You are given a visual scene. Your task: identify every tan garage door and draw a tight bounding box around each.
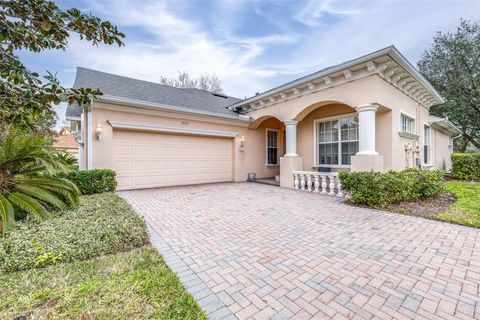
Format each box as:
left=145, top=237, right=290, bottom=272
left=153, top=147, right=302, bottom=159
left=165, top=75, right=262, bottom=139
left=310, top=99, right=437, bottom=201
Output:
left=113, top=130, right=233, bottom=190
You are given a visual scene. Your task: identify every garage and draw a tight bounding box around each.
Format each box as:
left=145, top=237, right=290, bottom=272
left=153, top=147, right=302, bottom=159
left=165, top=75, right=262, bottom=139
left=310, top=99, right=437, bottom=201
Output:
left=112, top=128, right=234, bottom=190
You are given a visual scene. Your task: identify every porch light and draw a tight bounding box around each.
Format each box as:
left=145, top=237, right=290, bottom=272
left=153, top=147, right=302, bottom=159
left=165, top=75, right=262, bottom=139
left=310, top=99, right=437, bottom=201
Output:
left=95, top=123, right=103, bottom=141
left=240, top=135, right=245, bottom=151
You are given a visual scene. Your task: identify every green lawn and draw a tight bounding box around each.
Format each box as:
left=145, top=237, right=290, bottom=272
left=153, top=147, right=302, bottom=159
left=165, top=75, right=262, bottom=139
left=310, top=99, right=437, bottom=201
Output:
left=0, top=247, right=207, bottom=320
left=438, top=181, right=480, bottom=228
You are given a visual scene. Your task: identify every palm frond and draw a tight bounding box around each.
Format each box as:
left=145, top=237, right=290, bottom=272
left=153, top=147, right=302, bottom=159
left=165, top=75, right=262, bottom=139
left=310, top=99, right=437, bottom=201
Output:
left=8, top=192, right=49, bottom=221
left=14, top=176, right=80, bottom=195
left=0, top=194, right=15, bottom=233
left=41, top=185, right=78, bottom=206
left=14, top=185, right=67, bottom=209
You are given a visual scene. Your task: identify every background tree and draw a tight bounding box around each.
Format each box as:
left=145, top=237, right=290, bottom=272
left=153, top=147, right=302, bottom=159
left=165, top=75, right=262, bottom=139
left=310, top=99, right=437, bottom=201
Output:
left=0, top=0, right=125, bottom=134
left=418, top=19, right=480, bottom=152
left=160, top=71, right=224, bottom=94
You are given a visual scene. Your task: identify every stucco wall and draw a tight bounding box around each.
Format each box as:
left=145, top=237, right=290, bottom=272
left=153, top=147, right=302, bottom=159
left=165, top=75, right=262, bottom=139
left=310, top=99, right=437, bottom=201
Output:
left=432, top=129, right=453, bottom=171
left=245, top=117, right=284, bottom=179
left=246, top=74, right=452, bottom=172
left=88, top=102, right=272, bottom=181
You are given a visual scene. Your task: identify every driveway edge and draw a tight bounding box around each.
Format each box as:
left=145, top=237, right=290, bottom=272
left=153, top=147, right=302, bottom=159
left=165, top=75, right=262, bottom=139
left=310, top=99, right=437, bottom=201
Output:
left=147, top=224, right=238, bottom=320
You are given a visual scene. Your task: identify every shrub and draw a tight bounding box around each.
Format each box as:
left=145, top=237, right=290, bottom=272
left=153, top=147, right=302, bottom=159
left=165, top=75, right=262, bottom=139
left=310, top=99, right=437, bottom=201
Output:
left=339, top=168, right=444, bottom=207
left=0, top=193, right=148, bottom=272
left=451, top=153, right=480, bottom=180
left=65, top=169, right=117, bottom=194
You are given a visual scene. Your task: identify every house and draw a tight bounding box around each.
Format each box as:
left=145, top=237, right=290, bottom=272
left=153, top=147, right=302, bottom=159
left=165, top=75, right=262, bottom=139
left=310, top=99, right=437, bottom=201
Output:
left=66, top=46, right=461, bottom=191
left=53, top=126, right=79, bottom=158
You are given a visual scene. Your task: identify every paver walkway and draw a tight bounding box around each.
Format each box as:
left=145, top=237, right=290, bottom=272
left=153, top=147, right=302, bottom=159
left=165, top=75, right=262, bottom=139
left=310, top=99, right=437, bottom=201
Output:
left=119, top=182, right=480, bottom=320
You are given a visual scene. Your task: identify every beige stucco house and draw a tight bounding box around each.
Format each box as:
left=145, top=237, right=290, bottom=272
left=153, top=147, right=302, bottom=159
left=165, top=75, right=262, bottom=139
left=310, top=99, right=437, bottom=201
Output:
left=67, top=46, right=460, bottom=191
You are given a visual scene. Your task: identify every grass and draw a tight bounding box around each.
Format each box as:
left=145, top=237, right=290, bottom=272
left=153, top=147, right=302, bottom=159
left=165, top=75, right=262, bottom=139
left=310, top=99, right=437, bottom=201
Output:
left=437, top=181, right=480, bottom=228
left=0, top=247, right=207, bottom=320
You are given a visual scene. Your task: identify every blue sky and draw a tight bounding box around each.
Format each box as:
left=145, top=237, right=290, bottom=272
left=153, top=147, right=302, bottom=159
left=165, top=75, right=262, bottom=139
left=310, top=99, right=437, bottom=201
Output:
left=17, top=0, right=480, bottom=128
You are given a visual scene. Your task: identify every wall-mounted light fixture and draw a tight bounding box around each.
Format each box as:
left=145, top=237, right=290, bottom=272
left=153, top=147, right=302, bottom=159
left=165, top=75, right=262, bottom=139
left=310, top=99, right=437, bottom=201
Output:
left=95, top=123, right=103, bottom=141
left=240, top=135, right=245, bottom=152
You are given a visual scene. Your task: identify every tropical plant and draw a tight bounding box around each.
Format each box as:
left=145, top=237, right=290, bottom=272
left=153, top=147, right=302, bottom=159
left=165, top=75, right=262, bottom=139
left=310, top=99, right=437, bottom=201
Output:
left=0, top=133, right=79, bottom=233
left=56, top=152, right=78, bottom=171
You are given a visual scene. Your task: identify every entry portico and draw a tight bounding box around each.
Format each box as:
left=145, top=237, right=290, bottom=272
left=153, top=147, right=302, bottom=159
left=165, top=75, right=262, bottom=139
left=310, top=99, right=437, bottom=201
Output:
left=230, top=46, right=449, bottom=189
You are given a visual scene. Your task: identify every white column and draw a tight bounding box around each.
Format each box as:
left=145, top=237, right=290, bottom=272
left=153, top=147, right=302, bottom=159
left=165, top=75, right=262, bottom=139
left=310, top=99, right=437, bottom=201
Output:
left=356, top=104, right=379, bottom=155
left=86, top=109, right=93, bottom=169
left=284, top=120, right=299, bottom=156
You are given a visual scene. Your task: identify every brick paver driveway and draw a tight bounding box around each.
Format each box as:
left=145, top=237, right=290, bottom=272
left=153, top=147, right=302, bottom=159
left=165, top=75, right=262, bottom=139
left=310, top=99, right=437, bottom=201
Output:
left=119, top=183, right=480, bottom=320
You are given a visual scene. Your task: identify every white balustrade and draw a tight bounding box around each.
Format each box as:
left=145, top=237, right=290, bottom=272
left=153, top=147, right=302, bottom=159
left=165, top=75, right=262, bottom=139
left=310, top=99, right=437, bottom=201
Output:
left=292, top=171, right=344, bottom=197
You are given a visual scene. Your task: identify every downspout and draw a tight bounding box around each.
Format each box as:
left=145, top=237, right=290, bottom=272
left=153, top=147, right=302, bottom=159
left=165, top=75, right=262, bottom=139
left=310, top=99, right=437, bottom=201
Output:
left=86, top=99, right=93, bottom=170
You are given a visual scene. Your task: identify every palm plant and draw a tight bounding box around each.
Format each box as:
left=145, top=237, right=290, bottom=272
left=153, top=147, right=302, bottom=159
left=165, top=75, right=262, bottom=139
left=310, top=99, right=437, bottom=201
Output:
left=0, top=133, right=80, bottom=233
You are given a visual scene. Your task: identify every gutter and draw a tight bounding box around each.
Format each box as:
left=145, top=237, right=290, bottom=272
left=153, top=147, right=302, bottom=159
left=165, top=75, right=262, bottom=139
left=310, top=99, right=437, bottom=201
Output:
left=99, top=94, right=253, bottom=123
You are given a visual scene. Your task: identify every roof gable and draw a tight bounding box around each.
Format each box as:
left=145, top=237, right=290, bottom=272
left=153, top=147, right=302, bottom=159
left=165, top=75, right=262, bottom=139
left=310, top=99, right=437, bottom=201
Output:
left=231, top=46, right=443, bottom=113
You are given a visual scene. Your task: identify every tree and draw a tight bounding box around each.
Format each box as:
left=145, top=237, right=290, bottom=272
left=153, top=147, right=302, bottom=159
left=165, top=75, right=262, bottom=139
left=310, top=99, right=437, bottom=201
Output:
left=0, top=0, right=125, bottom=134
left=160, top=71, right=224, bottom=94
left=418, top=19, right=480, bottom=152
left=0, top=133, right=80, bottom=233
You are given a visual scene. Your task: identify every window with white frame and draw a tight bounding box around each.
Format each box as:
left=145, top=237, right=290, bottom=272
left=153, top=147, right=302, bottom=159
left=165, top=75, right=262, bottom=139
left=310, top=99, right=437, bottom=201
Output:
left=400, top=114, right=415, bottom=134
left=266, top=129, right=279, bottom=165
left=316, top=115, right=358, bottom=166
left=423, top=125, right=430, bottom=164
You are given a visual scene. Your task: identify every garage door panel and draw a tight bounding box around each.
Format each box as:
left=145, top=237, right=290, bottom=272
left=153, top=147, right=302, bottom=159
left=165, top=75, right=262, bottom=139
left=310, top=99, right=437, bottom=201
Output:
left=113, top=130, right=233, bottom=190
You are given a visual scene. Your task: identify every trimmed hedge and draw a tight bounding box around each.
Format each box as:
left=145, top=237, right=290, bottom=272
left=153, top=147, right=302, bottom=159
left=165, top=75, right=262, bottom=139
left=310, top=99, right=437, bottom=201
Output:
left=65, top=169, right=117, bottom=194
left=0, top=193, right=148, bottom=272
left=451, top=153, right=480, bottom=180
left=339, top=168, right=444, bottom=207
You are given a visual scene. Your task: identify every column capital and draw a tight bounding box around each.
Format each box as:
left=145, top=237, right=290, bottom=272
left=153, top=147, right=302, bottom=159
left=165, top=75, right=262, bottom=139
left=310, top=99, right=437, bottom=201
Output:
left=284, top=120, right=299, bottom=126
left=356, top=104, right=379, bottom=113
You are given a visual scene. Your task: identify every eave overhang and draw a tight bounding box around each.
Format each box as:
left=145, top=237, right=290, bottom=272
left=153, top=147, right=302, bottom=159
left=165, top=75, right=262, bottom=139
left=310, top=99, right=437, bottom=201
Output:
left=429, top=117, right=462, bottom=136
left=230, top=46, right=444, bottom=113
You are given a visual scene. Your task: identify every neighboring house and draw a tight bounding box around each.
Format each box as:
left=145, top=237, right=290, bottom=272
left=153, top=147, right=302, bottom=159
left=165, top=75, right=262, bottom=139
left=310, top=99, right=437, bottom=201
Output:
left=66, top=46, right=461, bottom=191
left=53, top=126, right=79, bottom=158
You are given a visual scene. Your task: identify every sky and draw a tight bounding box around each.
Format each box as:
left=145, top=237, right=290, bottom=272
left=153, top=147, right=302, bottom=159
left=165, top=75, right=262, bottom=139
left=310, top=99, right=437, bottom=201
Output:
left=17, top=0, right=480, bottom=128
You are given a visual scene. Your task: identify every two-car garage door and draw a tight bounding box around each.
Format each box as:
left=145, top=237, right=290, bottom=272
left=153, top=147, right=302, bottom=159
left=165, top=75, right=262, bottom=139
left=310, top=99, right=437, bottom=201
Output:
left=113, top=130, right=233, bottom=190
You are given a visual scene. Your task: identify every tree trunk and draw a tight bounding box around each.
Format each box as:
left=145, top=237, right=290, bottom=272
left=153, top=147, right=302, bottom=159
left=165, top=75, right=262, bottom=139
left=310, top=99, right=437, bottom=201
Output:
left=457, top=135, right=469, bottom=153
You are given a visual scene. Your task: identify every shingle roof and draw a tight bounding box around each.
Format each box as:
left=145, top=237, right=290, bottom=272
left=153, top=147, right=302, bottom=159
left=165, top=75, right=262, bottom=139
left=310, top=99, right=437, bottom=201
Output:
left=53, top=134, right=78, bottom=149
left=66, top=67, right=242, bottom=119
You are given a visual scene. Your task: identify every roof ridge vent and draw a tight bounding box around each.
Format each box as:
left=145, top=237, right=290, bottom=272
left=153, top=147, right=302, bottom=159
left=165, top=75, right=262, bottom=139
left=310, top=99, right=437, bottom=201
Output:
left=212, top=92, right=228, bottom=98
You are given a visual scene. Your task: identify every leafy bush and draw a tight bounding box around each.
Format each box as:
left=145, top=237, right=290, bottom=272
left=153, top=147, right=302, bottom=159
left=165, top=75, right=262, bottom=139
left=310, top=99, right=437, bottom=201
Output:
left=65, top=169, right=117, bottom=194
left=451, top=153, right=480, bottom=180
left=339, top=168, right=444, bottom=207
left=0, top=193, right=148, bottom=272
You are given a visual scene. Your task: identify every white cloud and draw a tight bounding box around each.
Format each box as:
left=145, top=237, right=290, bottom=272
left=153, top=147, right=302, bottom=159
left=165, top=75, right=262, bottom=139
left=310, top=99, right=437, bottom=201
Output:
left=62, top=0, right=298, bottom=98
left=294, top=0, right=363, bottom=26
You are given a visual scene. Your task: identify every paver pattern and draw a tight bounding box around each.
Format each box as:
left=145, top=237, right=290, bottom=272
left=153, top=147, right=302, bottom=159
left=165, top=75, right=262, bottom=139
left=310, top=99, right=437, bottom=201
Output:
left=119, top=182, right=480, bottom=320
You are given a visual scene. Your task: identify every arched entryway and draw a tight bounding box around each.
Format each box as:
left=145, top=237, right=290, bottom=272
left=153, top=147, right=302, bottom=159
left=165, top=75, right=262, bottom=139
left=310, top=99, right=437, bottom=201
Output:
left=245, top=116, right=284, bottom=184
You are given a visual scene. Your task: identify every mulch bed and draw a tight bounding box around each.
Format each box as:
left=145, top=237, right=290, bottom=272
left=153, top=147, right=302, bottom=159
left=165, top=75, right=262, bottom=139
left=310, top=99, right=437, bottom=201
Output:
left=345, top=191, right=457, bottom=221
left=384, top=191, right=457, bottom=220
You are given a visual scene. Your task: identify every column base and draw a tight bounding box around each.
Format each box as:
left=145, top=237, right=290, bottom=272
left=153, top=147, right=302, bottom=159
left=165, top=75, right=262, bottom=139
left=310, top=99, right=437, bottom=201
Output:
left=280, top=156, right=303, bottom=188
left=351, top=154, right=383, bottom=172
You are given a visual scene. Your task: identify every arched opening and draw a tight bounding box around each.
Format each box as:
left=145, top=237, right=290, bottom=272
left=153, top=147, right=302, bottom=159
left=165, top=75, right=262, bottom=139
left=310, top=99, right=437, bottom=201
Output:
left=295, top=102, right=358, bottom=171
left=293, top=100, right=356, bottom=121
left=245, top=116, right=285, bottom=184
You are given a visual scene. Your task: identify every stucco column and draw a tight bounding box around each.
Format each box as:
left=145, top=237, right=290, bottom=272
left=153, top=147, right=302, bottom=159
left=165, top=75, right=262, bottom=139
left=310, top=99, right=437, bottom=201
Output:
left=280, top=120, right=303, bottom=188
left=351, top=104, right=383, bottom=172
left=356, top=104, right=379, bottom=155
left=284, top=120, right=299, bottom=156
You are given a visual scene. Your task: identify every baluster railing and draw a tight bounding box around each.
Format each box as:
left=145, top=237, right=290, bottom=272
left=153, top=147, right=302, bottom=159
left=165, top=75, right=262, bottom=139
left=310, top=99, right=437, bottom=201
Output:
left=300, top=173, right=306, bottom=190
left=306, top=174, right=312, bottom=192
left=313, top=175, right=320, bottom=193
left=292, top=171, right=344, bottom=197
